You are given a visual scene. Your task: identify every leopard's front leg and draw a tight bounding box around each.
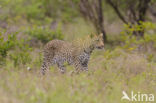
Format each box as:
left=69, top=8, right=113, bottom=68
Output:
left=80, top=59, right=89, bottom=71
left=73, top=60, right=88, bottom=73
left=40, top=56, right=51, bottom=75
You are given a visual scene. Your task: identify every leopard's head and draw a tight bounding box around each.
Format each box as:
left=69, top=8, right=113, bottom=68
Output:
left=91, top=33, right=104, bottom=49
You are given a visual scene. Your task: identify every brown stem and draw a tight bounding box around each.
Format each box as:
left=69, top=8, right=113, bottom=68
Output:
left=106, top=0, right=128, bottom=24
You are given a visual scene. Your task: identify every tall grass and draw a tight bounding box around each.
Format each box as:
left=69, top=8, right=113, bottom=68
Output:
left=0, top=47, right=156, bottom=103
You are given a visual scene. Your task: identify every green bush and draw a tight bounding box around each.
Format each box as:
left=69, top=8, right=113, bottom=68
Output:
left=0, top=32, right=17, bottom=58
left=9, top=41, right=32, bottom=67
left=26, top=26, right=64, bottom=44
left=0, top=30, right=32, bottom=67
left=0, top=0, right=78, bottom=24
left=0, top=0, right=45, bottom=22
left=120, top=22, right=156, bottom=49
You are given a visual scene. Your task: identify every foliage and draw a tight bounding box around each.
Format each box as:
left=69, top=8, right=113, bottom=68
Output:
left=0, top=30, right=32, bottom=67
left=0, top=31, right=17, bottom=61
left=0, top=0, right=78, bottom=23
left=42, top=0, right=78, bottom=22
left=9, top=40, right=32, bottom=67
left=120, top=22, right=156, bottom=49
left=0, top=0, right=44, bottom=21
left=26, top=26, right=64, bottom=44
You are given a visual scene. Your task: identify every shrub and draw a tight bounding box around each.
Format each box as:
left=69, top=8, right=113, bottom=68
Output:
left=26, top=26, right=64, bottom=44
left=0, top=0, right=78, bottom=24
left=0, top=0, right=45, bottom=22
left=9, top=49, right=32, bottom=67
left=9, top=39, right=32, bottom=67
left=0, top=32, right=17, bottom=60
left=120, top=22, right=156, bottom=49
left=0, top=30, right=32, bottom=67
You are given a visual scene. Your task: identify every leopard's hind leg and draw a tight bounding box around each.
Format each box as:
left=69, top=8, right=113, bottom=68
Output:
left=41, top=61, right=49, bottom=75
left=41, top=54, right=55, bottom=75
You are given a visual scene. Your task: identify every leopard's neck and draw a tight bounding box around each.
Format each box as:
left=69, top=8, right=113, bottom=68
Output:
left=84, top=44, right=95, bottom=54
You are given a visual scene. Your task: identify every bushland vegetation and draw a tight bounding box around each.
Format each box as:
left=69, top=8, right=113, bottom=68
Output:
left=0, top=0, right=156, bottom=103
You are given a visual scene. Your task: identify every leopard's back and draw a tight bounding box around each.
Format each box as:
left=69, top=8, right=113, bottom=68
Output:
left=44, top=39, right=71, bottom=55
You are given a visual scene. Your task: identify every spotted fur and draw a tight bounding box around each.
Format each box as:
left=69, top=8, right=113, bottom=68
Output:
left=41, top=33, right=104, bottom=75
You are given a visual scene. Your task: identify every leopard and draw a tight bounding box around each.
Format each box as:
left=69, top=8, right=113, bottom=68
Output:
left=40, top=33, right=104, bottom=75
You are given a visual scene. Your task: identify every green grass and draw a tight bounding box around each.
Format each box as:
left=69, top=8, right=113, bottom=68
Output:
left=0, top=47, right=156, bottom=103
